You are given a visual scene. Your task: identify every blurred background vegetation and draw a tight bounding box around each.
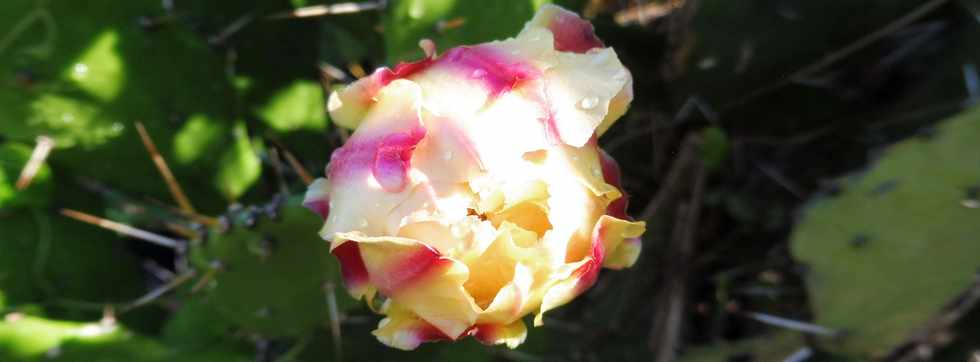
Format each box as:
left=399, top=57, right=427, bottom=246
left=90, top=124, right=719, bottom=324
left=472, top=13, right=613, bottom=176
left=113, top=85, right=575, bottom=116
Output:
left=1, top=0, right=979, bottom=361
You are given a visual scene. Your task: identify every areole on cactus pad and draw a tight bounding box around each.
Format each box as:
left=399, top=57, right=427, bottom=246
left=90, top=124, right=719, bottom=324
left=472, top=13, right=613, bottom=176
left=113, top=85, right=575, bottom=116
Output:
left=304, top=4, right=644, bottom=350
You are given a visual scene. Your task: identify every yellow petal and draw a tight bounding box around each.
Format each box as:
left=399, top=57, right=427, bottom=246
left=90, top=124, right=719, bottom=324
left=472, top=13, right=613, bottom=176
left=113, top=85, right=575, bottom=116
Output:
left=533, top=259, right=590, bottom=326
left=478, top=262, right=534, bottom=324
left=373, top=303, right=450, bottom=350
left=593, top=215, right=645, bottom=269
left=472, top=319, right=528, bottom=349
left=335, top=232, right=480, bottom=339
left=605, top=236, right=642, bottom=270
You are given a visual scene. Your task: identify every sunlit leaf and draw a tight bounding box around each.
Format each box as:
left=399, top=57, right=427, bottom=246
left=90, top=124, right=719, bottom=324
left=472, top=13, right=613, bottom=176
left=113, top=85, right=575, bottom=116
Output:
left=215, top=121, right=262, bottom=200
left=383, top=0, right=550, bottom=62
left=172, top=114, right=227, bottom=165
left=255, top=80, right=327, bottom=132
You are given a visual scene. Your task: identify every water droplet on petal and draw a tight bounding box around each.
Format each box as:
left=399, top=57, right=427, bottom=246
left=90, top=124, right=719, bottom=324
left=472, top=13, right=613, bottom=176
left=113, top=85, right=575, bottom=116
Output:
left=470, top=69, right=487, bottom=78
left=442, top=151, right=454, bottom=160
left=578, top=97, right=599, bottom=110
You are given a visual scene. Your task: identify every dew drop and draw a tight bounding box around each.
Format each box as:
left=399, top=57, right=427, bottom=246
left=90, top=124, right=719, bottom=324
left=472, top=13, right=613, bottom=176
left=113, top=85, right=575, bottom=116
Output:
left=358, top=218, right=368, bottom=228
left=470, top=69, right=487, bottom=78
left=578, top=97, right=599, bottom=110
left=73, top=63, right=89, bottom=77
left=61, top=113, right=74, bottom=123
left=442, top=151, right=454, bottom=160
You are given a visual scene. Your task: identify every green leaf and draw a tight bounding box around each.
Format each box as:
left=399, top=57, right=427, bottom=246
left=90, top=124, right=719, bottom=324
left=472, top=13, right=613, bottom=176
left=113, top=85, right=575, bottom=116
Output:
left=699, top=126, right=729, bottom=171
left=383, top=0, right=549, bottom=63
left=255, top=80, right=327, bottom=132
left=215, top=122, right=261, bottom=201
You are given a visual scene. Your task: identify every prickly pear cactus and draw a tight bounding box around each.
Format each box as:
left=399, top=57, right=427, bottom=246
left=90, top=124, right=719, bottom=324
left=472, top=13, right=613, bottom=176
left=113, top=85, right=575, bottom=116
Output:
left=188, top=196, right=355, bottom=338
left=791, top=106, right=980, bottom=357
left=0, top=314, right=249, bottom=362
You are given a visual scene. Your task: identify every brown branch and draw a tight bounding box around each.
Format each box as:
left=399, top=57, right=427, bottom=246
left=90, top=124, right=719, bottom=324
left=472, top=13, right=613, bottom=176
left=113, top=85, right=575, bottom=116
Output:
left=649, top=153, right=707, bottom=361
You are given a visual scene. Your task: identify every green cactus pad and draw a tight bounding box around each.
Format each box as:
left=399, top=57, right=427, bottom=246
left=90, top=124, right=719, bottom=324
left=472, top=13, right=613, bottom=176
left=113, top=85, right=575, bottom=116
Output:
left=791, top=106, right=980, bottom=357
left=0, top=314, right=249, bottom=362
left=189, top=197, right=354, bottom=338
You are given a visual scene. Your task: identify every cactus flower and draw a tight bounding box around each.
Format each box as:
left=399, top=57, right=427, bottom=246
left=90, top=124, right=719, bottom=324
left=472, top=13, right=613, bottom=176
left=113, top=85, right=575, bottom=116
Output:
left=305, top=4, right=644, bottom=350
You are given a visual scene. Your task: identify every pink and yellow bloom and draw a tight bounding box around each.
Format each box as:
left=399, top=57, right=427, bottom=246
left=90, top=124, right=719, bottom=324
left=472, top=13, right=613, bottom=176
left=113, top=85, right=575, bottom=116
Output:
left=305, top=4, right=644, bottom=350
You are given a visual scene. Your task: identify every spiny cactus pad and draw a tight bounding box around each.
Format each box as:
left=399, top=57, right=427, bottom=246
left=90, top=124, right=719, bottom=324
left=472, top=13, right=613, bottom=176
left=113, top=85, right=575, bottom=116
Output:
left=189, top=197, right=354, bottom=337
left=0, top=314, right=249, bottom=362
left=791, top=106, right=980, bottom=357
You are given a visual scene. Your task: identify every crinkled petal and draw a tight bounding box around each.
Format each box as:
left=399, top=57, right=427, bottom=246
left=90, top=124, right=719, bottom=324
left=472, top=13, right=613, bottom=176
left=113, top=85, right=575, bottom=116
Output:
left=542, top=49, right=632, bottom=147
left=593, top=215, right=645, bottom=269
left=330, top=241, right=375, bottom=301
left=605, top=237, right=642, bottom=270
left=373, top=303, right=451, bottom=350
left=472, top=319, right=528, bottom=349
left=321, top=80, right=427, bottom=238
left=302, top=177, right=330, bottom=220
left=328, top=58, right=435, bottom=129
left=532, top=259, right=590, bottom=326
left=335, top=232, right=480, bottom=339
left=478, top=262, right=534, bottom=324
left=522, top=4, right=604, bottom=54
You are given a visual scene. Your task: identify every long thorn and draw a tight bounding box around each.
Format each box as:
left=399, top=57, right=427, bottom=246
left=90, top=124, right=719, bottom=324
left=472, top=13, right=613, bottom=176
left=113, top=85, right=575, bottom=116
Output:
left=741, top=311, right=841, bottom=337
left=61, top=208, right=184, bottom=250
left=121, top=271, right=196, bottom=312
left=16, top=135, right=54, bottom=190
left=208, top=14, right=254, bottom=46
left=142, top=260, right=176, bottom=282
left=267, top=0, right=386, bottom=20
left=135, top=122, right=196, bottom=214
left=190, top=261, right=222, bottom=294
left=324, top=282, right=344, bottom=362
left=144, top=196, right=218, bottom=226
left=275, top=143, right=314, bottom=186
left=268, top=147, right=290, bottom=195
